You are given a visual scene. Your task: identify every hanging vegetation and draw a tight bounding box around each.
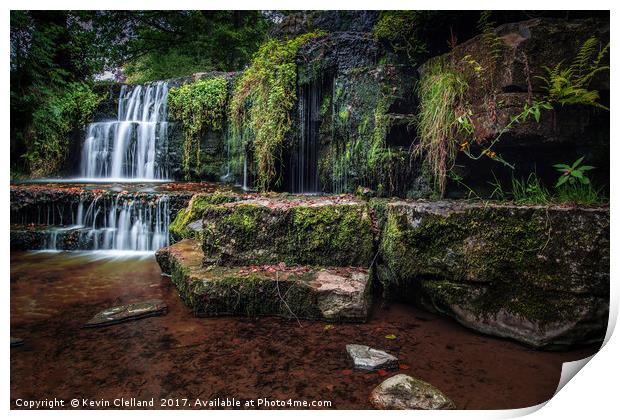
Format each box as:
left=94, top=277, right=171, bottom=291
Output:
left=24, top=82, right=104, bottom=177
left=168, top=76, right=229, bottom=179
left=414, top=60, right=469, bottom=196
left=229, top=32, right=323, bottom=191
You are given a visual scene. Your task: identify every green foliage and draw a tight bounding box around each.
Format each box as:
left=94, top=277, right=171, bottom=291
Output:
left=122, top=11, right=271, bottom=83
left=510, top=174, right=552, bottom=205
left=555, top=183, right=607, bottom=206
left=477, top=11, right=503, bottom=60
left=415, top=60, right=469, bottom=195
left=553, top=156, right=595, bottom=188
left=537, top=36, right=610, bottom=109
left=229, top=32, right=323, bottom=191
left=24, top=82, right=104, bottom=177
left=489, top=166, right=606, bottom=206
left=373, top=11, right=427, bottom=62
left=168, top=77, right=229, bottom=179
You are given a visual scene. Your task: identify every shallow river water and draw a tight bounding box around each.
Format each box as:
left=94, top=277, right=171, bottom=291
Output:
left=10, top=251, right=599, bottom=410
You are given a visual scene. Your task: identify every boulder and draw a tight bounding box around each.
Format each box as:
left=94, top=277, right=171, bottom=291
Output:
left=156, top=239, right=371, bottom=321
left=346, top=344, right=398, bottom=371
left=369, top=374, right=455, bottom=410
left=378, top=200, right=609, bottom=348
left=201, top=197, right=375, bottom=267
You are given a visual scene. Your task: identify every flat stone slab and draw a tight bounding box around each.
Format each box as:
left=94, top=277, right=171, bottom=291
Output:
left=11, top=337, right=24, bottom=347
left=369, top=374, right=455, bottom=410
left=84, top=299, right=168, bottom=328
left=346, top=344, right=398, bottom=371
left=156, top=239, right=370, bottom=321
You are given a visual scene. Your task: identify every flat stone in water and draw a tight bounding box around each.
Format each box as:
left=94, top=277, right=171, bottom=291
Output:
left=85, top=299, right=168, bottom=328
left=11, top=337, right=24, bottom=347
left=346, top=344, right=398, bottom=371
left=369, top=374, right=455, bottom=410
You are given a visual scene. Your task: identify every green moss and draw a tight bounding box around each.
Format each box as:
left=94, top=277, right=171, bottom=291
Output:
left=202, top=201, right=375, bottom=266
left=168, top=77, right=229, bottom=179
left=169, top=192, right=239, bottom=240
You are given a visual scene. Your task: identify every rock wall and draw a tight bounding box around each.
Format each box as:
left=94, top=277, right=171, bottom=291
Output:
left=420, top=18, right=610, bottom=195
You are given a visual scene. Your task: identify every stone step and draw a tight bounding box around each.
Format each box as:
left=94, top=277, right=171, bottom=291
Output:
left=156, top=239, right=371, bottom=321
left=10, top=224, right=90, bottom=250
left=200, top=196, right=375, bottom=267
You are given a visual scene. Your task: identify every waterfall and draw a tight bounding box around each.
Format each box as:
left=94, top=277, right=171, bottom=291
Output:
left=81, top=81, right=169, bottom=181
left=13, top=194, right=170, bottom=252
left=291, top=80, right=321, bottom=193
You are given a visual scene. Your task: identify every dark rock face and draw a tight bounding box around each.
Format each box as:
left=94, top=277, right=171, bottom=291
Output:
left=377, top=201, right=609, bottom=348
left=273, top=11, right=379, bottom=37
left=369, top=374, right=455, bottom=410
left=420, top=18, right=610, bottom=194
left=156, top=239, right=371, bottom=321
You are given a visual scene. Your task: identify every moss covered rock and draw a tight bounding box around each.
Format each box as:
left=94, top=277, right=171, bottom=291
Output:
left=169, top=192, right=240, bottom=241
left=201, top=197, right=375, bottom=267
left=156, top=239, right=371, bottom=321
left=378, top=201, right=609, bottom=347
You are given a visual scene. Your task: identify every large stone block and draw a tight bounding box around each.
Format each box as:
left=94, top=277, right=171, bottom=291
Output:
left=156, top=239, right=371, bottom=321
left=377, top=200, right=609, bottom=348
left=201, top=197, right=375, bottom=267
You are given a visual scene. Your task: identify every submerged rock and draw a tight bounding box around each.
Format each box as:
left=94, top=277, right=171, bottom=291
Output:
left=156, top=239, right=371, bottom=321
left=369, top=374, right=455, bottom=410
left=377, top=201, right=609, bottom=348
left=346, top=344, right=398, bottom=371
left=10, top=337, right=24, bottom=347
left=85, top=299, right=168, bottom=328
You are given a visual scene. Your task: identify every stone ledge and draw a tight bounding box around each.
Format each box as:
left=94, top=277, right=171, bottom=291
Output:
left=156, top=239, right=371, bottom=322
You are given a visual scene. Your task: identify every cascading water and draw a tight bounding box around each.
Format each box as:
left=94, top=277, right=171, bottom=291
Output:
left=81, top=81, right=169, bottom=181
left=12, top=194, right=170, bottom=252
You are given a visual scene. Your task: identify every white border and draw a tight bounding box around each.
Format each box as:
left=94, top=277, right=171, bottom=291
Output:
left=3, top=2, right=617, bottom=419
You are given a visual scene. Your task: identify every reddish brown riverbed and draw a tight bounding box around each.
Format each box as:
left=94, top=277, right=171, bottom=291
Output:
left=10, top=251, right=599, bottom=410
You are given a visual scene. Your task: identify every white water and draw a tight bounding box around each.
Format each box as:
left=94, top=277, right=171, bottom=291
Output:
left=81, top=82, right=169, bottom=180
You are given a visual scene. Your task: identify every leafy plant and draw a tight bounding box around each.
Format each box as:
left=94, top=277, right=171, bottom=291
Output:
left=553, top=156, right=595, bottom=188
left=536, top=36, right=610, bottom=109
left=374, top=11, right=428, bottom=62
left=229, top=32, right=323, bottom=191
left=168, top=77, right=228, bottom=179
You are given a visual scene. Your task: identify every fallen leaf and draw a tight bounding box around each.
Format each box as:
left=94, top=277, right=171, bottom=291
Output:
left=377, top=369, right=388, bottom=376
left=341, top=369, right=353, bottom=376
left=324, top=324, right=334, bottom=331
left=385, top=334, right=397, bottom=340
left=399, top=364, right=410, bottom=370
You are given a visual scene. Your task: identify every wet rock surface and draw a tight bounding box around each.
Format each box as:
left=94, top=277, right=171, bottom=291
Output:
left=10, top=337, right=24, bottom=347
left=369, top=374, right=455, bottom=410
left=85, top=299, right=168, bottom=328
left=378, top=200, right=610, bottom=348
left=346, top=344, right=398, bottom=371
left=156, top=239, right=371, bottom=321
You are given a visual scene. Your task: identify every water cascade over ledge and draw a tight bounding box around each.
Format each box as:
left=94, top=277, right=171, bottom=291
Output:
left=81, top=82, right=170, bottom=181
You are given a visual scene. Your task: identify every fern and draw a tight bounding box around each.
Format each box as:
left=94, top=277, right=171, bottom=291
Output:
left=477, top=11, right=503, bottom=60
left=536, top=36, right=609, bottom=110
